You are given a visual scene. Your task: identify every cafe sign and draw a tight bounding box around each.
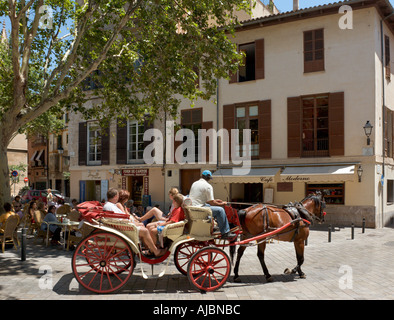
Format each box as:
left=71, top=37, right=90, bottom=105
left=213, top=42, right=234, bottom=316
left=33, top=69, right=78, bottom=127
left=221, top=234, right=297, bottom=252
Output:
left=260, top=176, right=274, bottom=183
left=122, top=169, right=149, bottom=176
left=282, top=175, right=310, bottom=182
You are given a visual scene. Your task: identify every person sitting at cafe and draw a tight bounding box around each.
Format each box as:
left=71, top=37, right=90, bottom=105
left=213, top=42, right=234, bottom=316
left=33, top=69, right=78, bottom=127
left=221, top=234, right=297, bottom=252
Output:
left=12, top=196, right=23, bottom=219
left=41, top=205, right=62, bottom=245
left=0, top=203, right=19, bottom=234
left=27, top=200, right=37, bottom=225
left=71, top=199, right=79, bottom=209
left=37, top=201, right=47, bottom=216
left=146, top=193, right=185, bottom=245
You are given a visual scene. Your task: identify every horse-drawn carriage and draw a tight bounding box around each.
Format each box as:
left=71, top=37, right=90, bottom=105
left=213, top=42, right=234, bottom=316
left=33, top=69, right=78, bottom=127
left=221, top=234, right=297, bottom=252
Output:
left=71, top=195, right=325, bottom=294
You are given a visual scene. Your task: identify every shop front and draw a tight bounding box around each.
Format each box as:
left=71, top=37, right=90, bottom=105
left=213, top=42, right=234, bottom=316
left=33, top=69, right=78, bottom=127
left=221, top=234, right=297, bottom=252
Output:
left=211, top=168, right=280, bottom=209
left=279, top=164, right=356, bottom=205
left=209, top=164, right=375, bottom=226
left=121, top=169, right=150, bottom=206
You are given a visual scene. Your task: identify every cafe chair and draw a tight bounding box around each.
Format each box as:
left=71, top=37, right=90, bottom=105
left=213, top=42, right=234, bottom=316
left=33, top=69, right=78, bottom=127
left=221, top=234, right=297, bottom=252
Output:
left=57, top=204, right=72, bottom=216
left=33, top=210, right=47, bottom=244
left=1, top=215, right=20, bottom=253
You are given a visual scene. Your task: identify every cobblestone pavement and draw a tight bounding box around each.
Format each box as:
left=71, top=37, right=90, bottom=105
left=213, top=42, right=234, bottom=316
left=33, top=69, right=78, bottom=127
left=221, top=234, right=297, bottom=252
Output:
left=1, top=226, right=394, bottom=301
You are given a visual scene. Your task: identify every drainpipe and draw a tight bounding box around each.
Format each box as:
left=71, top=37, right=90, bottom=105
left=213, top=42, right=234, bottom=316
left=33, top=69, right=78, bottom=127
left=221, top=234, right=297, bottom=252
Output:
left=380, top=12, right=394, bottom=227
left=216, top=78, right=230, bottom=201
left=216, top=78, right=219, bottom=171
left=163, top=110, right=167, bottom=211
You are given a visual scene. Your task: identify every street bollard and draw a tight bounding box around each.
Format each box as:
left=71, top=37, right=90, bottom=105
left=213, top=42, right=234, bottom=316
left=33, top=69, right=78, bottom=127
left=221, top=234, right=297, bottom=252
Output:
left=21, top=228, right=26, bottom=261
left=328, top=225, right=332, bottom=243
left=362, top=218, right=366, bottom=233
left=351, top=223, right=354, bottom=240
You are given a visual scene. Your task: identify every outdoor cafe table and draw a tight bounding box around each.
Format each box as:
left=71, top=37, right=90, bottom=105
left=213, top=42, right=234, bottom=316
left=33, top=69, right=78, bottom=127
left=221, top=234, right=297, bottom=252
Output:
left=45, top=220, right=80, bottom=250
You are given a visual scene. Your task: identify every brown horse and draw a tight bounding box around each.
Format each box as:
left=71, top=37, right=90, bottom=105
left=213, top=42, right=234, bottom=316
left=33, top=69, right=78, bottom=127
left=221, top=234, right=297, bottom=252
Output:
left=230, top=193, right=326, bottom=283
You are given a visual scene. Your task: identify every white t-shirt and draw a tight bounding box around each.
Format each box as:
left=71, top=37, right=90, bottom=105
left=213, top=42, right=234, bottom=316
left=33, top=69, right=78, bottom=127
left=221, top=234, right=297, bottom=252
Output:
left=103, top=201, right=124, bottom=213
left=188, top=178, right=214, bottom=207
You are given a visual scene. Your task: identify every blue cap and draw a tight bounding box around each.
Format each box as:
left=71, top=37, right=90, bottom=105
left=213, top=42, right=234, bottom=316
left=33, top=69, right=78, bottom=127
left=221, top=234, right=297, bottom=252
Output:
left=202, top=170, right=213, bottom=178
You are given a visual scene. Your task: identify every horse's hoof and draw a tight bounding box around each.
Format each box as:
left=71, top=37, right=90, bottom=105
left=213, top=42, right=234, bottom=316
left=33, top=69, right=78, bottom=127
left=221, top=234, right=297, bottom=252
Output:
left=284, top=268, right=291, bottom=275
left=233, top=276, right=241, bottom=283
left=266, top=276, right=274, bottom=283
left=299, top=274, right=306, bottom=279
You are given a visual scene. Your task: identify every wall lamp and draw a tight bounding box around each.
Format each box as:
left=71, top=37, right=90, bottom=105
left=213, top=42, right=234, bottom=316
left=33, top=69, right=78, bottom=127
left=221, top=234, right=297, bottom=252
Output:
left=363, top=121, right=373, bottom=145
left=357, top=165, right=363, bottom=183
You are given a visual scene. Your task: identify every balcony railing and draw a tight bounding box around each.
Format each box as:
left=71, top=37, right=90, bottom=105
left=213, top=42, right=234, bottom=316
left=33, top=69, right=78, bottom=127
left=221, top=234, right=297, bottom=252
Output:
left=302, top=138, right=329, bottom=157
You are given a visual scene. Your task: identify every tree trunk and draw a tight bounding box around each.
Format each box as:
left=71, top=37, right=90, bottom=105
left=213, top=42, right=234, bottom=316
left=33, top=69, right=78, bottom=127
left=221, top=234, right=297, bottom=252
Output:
left=0, top=129, right=11, bottom=214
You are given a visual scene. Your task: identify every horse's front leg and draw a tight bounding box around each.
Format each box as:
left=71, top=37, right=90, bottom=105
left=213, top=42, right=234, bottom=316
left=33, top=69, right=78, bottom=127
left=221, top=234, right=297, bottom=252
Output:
left=257, top=242, right=273, bottom=282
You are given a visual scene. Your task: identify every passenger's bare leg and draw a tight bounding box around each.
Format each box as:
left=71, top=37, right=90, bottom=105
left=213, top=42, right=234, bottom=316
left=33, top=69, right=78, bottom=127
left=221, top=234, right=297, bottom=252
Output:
left=138, top=207, right=164, bottom=222
left=139, top=227, right=165, bottom=256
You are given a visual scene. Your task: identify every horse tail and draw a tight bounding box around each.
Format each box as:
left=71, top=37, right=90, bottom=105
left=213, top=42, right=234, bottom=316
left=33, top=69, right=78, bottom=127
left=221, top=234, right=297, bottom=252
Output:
left=237, top=209, right=247, bottom=226
left=229, top=209, right=246, bottom=265
left=229, top=243, right=236, bottom=265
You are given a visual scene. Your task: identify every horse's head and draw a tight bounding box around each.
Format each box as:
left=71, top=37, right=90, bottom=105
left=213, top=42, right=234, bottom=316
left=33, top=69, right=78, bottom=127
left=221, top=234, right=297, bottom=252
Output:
left=301, top=192, right=326, bottom=223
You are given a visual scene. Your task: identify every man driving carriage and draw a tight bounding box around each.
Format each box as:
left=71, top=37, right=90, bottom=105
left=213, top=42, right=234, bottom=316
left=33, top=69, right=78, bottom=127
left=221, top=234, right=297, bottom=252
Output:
left=188, top=170, right=236, bottom=240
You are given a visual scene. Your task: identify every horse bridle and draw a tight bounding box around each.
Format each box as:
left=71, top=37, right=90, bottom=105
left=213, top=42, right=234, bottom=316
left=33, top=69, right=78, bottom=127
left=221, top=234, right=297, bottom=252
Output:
left=313, top=197, right=326, bottom=223
left=301, top=195, right=326, bottom=223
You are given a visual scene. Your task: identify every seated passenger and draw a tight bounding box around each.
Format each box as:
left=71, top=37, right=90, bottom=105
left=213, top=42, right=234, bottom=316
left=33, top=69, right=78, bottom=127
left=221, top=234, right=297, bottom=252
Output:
left=137, top=188, right=179, bottom=223
left=104, top=188, right=165, bottom=257
left=146, top=193, right=185, bottom=245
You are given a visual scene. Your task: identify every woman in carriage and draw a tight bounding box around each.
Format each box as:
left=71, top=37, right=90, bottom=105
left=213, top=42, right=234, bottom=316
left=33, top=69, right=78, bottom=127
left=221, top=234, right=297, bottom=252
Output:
left=103, top=188, right=166, bottom=257
left=146, top=193, right=185, bottom=245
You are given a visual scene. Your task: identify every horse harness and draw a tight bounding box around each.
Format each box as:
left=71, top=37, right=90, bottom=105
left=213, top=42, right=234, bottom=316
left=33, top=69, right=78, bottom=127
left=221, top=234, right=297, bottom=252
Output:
left=239, top=204, right=307, bottom=244
left=283, top=202, right=313, bottom=223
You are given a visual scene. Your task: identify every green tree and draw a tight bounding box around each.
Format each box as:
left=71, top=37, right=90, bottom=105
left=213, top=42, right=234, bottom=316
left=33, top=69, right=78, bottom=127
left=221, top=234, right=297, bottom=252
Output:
left=0, top=0, right=250, bottom=210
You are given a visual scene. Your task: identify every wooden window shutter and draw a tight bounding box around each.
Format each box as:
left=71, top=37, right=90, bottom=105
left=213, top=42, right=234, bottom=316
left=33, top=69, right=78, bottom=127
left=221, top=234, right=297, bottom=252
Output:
left=391, top=109, right=394, bottom=158
left=202, top=121, right=213, bottom=162
left=181, top=109, right=192, bottom=124
left=258, top=100, right=271, bottom=158
left=229, top=46, right=239, bottom=84
left=304, top=29, right=324, bottom=73
left=116, top=119, right=128, bottom=164
left=385, top=35, right=391, bottom=80
left=388, top=108, right=393, bottom=158
left=384, top=107, right=393, bottom=158
left=229, top=70, right=238, bottom=84
left=181, top=108, right=202, bottom=125
left=173, top=126, right=182, bottom=164
left=101, top=126, right=110, bottom=165
left=384, top=107, right=388, bottom=157
left=287, top=97, right=302, bottom=157
left=223, top=104, right=235, bottom=159
left=191, top=108, right=202, bottom=123
left=78, top=122, right=87, bottom=166
left=287, top=97, right=301, bottom=158
left=328, top=92, right=345, bottom=156
left=255, top=39, right=265, bottom=80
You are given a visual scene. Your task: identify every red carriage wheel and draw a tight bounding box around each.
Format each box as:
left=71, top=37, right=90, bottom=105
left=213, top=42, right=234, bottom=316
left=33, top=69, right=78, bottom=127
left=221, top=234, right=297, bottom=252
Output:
left=187, top=247, right=231, bottom=292
left=72, top=232, right=134, bottom=294
left=174, top=241, right=204, bottom=276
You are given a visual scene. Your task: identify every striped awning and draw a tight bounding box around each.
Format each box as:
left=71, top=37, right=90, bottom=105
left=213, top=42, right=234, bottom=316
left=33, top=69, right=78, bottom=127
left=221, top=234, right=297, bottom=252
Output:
left=211, top=168, right=279, bottom=184
left=280, top=165, right=356, bottom=183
